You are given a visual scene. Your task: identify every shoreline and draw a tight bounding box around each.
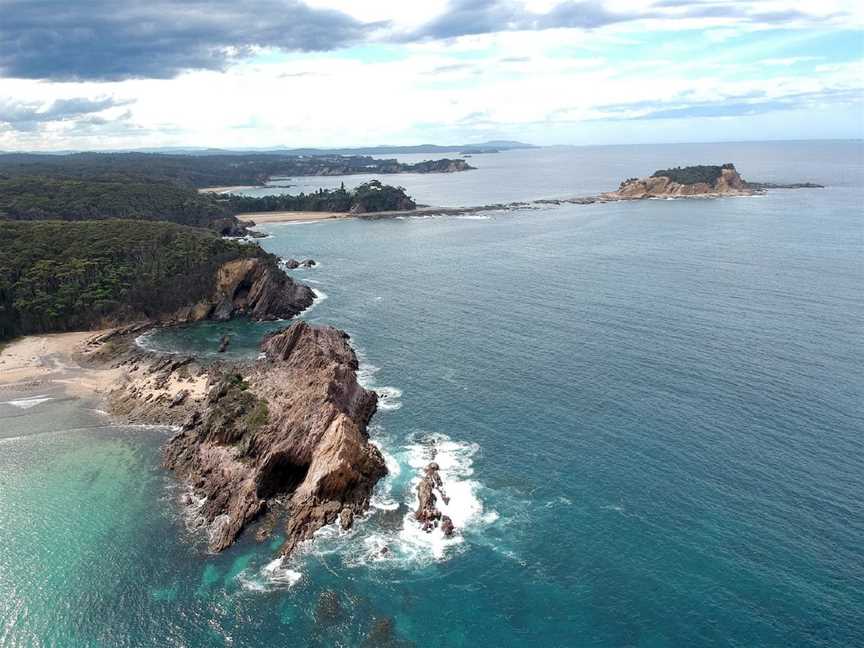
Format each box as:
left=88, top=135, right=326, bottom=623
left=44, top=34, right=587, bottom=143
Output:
left=199, top=185, right=262, bottom=194
left=243, top=210, right=353, bottom=223
left=0, top=331, right=123, bottom=398
left=241, top=191, right=759, bottom=225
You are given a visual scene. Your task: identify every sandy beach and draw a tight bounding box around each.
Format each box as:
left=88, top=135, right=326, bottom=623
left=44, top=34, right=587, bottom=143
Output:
left=242, top=210, right=353, bottom=223
left=0, top=331, right=123, bottom=397
left=198, top=185, right=261, bottom=194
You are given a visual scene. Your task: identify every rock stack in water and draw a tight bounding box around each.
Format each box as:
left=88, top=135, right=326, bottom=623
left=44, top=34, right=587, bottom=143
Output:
left=415, top=461, right=456, bottom=537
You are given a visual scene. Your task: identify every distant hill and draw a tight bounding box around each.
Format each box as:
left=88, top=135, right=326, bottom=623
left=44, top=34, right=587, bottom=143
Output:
left=0, top=152, right=473, bottom=188
left=0, top=175, right=235, bottom=231
left=0, top=141, right=536, bottom=157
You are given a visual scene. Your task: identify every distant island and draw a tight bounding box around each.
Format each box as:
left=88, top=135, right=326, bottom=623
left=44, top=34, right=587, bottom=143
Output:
left=610, top=163, right=757, bottom=199
left=605, top=163, right=824, bottom=200
left=84, top=140, right=535, bottom=157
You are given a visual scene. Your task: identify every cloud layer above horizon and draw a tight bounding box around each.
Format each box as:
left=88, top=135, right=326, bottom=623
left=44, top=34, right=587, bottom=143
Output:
left=1, top=0, right=862, bottom=149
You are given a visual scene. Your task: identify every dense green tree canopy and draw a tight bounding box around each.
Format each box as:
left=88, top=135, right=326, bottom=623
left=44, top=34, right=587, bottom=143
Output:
left=224, top=181, right=416, bottom=214
left=0, top=176, right=230, bottom=227
left=0, top=220, right=273, bottom=340
left=651, top=164, right=735, bottom=185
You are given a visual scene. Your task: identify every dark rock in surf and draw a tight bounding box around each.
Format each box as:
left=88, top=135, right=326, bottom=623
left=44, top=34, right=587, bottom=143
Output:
left=218, top=334, right=231, bottom=353
left=441, top=515, right=455, bottom=537
left=340, top=507, right=354, bottom=530
left=415, top=462, right=444, bottom=532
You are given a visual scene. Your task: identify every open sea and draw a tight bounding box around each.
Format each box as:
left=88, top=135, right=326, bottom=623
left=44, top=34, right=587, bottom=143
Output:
left=1, top=141, right=862, bottom=647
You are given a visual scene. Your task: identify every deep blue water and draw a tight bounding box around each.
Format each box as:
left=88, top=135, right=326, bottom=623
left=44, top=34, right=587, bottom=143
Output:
left=2, top=141, right=862, bottom=647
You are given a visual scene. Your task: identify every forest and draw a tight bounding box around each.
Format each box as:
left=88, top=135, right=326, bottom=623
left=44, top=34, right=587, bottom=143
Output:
left=0, top=152, right=471, bottom=189
left=224, top=181, right=416, bottom=214
left=0, top=175, right=233, bottom=229
left=651, top=164, right=735, bottom=185
left=0, top=177, right=417, bottom=229
left=0, top=220, right=273, bottom=340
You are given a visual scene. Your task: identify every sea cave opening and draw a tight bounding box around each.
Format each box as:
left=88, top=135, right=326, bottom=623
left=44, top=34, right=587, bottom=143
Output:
left=256, top=453, right=310, bottom=498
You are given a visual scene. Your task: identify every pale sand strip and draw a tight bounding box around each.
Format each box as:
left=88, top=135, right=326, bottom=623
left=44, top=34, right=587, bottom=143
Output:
left=0, top=331, right=122, bottom=396
left=243, top=210, right=352, bottom=223
left=198, top=185, right=261, bottom=194
left=0, top=330, right=208, bottom=404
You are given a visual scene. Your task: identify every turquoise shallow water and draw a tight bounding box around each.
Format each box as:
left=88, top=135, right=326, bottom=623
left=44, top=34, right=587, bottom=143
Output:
left=2, top=141, right=863, bottom=647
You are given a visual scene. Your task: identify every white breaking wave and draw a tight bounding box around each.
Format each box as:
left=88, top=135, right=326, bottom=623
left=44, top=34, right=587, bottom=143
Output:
left=178, top=484, right=209, bottom=533
left=133, top=329, right=180, bottom=355
left=314, top=432, right=498, bottom=568
left=355, top=347, right=403, bottom=412
left=238, top=558, right=302, bottom=592
left=3, top=395, right=53, bottom=410
left=375, top=386, right=403, bottom=411
left=397, top=433, right=497, bottom=561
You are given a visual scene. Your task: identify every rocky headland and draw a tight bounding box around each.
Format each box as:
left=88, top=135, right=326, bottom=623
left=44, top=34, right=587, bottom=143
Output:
left=81, top=318, right=387, bottom=558
left=606, top=163, right=756, bottom=199
left=0, top=220, right=388, bottom=559
left=162, top=257, right=315, bottom=325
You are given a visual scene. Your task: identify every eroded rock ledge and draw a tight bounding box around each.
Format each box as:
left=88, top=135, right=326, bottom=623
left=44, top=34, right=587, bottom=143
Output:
left=101, top=320, right=386, bottom=556
left=168, top=257, right=315, bottom=324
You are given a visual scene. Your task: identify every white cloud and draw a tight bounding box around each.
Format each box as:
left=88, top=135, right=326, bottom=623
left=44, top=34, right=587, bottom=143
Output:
left=1, top=1, right=862, bottom=148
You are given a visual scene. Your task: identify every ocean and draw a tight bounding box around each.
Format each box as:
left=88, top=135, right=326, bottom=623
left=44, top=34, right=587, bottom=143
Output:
left=1, top=141, right=862, bottom=647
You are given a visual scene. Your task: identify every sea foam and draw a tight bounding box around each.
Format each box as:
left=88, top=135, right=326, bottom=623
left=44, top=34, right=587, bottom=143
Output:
left=238, top=559, right=303, bottom=592
left=315, top=432, right=498, bottom=568
left=3, top=395, right=53, bottom=410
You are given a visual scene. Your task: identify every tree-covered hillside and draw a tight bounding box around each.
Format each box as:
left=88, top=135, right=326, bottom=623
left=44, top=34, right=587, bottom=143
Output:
left=224, top=181, right=416, bottom=214
left=0, top=220, right=272, bottom=340
left=0, top=176, right=233, bottom=229
left=0, top=176, right=418, bottom=231
left=0, top=152, right=472, bottom=189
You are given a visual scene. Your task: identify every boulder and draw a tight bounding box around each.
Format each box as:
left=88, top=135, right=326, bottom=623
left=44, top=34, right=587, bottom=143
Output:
left=339, top=507, right=354, bottom=531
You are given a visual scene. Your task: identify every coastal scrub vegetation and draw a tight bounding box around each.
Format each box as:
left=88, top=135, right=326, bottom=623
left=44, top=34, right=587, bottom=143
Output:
left=0, top=220, right=274, bottom=340
left=0, top=176, right=417, bottom=229
left=651, top=164, right=735, bottom=185
left=223, top=181, right=416, bottom=214
left=0, top=175, right=232, bottom=228
left=0, top=152, right=471, bottom=189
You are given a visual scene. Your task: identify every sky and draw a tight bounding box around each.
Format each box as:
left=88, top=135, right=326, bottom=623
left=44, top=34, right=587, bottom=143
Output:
left=0, top=0, right=862, bottom=150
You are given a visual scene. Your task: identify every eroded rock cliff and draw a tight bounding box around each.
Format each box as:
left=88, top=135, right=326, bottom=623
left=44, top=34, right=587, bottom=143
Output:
left=607, top=163, right=755, bottom=199
left=168, top=257, right=315, bottom=324
left=158, top=320, right=386, bottom=555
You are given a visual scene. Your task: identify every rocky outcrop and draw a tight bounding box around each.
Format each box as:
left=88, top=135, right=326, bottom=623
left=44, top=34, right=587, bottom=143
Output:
left=168, top=257, right=314, bottom=324
left=409, top=158, right=475, bottom=173
left=415, top=461, right=455, bottom=535
left=161, top=320, right=386, bottom=555
left=608, top=163, right=756, bottom=199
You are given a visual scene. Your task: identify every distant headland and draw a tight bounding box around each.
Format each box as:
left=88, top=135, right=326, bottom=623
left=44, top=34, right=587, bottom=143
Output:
left=604, top=163, right=823, bottom=200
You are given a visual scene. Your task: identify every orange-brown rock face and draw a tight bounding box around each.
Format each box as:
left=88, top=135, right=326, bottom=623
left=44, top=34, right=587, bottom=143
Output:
left=607, top=164, right=756, bottom=200
left=168, top=258, right=315, bottom=325
left=163, top=321, right=386, bottom=555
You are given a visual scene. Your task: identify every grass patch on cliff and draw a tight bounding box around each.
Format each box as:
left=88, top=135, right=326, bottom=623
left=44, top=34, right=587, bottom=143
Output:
left=244, top=400, right=269, bottom=431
